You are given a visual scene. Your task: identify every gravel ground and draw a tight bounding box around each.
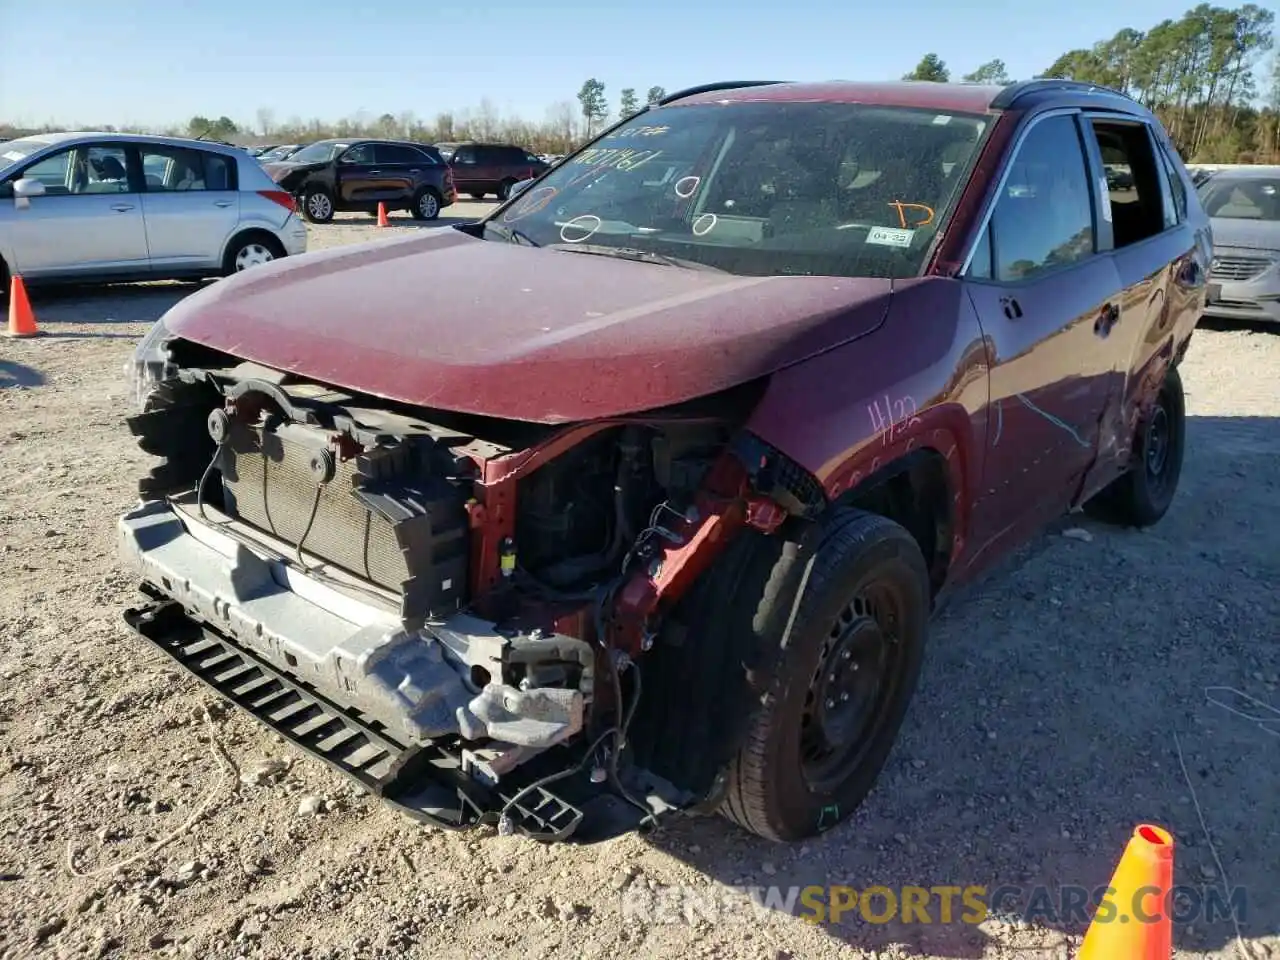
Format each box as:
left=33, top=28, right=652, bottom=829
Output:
left=1, top=210, right=1277, bottom=960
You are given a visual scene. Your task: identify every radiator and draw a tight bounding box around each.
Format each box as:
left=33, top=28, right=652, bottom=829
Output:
left=218, top=417, right=469, bottom=619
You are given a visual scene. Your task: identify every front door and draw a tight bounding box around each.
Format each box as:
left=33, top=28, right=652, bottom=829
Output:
left=962, top=112, right=1126, bottom=553
left=0, top=142, right=148, bottom=277
left=333, top=143, right=382, bottom=207
left=450, top=145, right=492, bottom=196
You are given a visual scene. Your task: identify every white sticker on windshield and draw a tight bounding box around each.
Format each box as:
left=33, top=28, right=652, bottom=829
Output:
left=932, top=115, right=952, bottom=125
left=1099, top=178, right=1113, bottom=221
left=2, top=151, right=24, bottom=162
left=867, top=226, right=915, bottom=248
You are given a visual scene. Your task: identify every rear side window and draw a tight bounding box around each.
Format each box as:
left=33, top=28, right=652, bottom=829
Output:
left=141, top=146, right=212, bottom=191
left=977, top=114, right=1096, bottom=282
left=377, top=144, right=435, bottom=165
left=452, top=146, right=477, bottom=164
left=1088, top=120, right=1169, bottom=248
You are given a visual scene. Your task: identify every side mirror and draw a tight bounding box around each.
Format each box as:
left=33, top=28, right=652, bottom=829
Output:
left=508, top=178, right=534, bottom=200
left=14, top=177, right=46, bottom=198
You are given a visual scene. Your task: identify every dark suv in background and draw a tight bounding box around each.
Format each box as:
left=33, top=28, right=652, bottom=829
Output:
left=434, top=141, right=548, bottom=200
left=262, top=138, right=456, bottom=223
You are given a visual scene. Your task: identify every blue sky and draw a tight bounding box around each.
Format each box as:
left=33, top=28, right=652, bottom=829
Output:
left=0, top=0, right=1220, bottom=131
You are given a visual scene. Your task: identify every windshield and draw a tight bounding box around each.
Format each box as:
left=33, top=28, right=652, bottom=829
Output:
left=0, top=138, right=54, bottom=172
left=488, top=102, right=988, bottom=278
left=258, top=145, right=297, bottom=161
left=1198, top=176, right=1280, bottom=221
left=286, top=141, right=349, bottom=164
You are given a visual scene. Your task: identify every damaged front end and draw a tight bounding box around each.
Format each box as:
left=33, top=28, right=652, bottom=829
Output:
left=119, top=332, right=819, bottom=840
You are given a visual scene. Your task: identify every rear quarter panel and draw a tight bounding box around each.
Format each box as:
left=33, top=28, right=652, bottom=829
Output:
left=746, top=278, right=990, bottom=569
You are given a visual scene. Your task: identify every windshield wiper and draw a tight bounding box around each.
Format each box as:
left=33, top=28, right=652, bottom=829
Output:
left=546, top=243, right=724, bottom=272
left=484, top=222, right=540, bottom=247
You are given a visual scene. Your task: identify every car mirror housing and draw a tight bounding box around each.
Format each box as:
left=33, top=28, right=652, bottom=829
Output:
left=13, top=177, right=46, bottom=198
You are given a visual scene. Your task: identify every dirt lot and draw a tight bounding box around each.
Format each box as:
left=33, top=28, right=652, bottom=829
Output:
left=1, top=208, right=1277, bottom=960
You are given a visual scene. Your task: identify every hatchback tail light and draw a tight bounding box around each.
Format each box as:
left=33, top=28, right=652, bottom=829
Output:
left=257, top=190, right=296, bottom=213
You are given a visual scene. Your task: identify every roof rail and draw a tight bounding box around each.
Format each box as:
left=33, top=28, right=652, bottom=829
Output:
left=990, top=78, right=1137, bottom=110
left=658, top=80, right=790, bottom=106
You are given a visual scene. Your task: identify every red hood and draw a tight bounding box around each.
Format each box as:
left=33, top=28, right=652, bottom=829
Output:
left=163, top=228, right=894, bottom=424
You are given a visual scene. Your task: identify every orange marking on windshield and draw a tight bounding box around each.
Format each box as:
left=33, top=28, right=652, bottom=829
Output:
left=888, top=201, right=935, bottom=229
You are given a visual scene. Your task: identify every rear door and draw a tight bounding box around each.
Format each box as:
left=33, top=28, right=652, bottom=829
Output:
left=498, top=146, right=540, bottom=184
left=962, top=111, right=1127, bottom=548
left=0, top=141, right=148, bottom=277
left=373, top=144, right=429, bottom=204
left=1075, top=115, right=1205, bottom=495
left=137, top=144, right=240, bottom=270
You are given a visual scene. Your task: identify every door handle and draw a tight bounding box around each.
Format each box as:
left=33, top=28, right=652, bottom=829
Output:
left=409, top=169, right=420, bottom=174
left=368, top=170, right=382, bottom=175
left=110, top=203, right=134, bottom=212
left=999, top=296, right=1023, bottom=320
left=213, top=199, right=234, bottom=208
left=1094, top=302, right=1120, bottom=337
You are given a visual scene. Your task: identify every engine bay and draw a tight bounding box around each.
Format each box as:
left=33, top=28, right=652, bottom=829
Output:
left=119, top=338, right=802, bottom=837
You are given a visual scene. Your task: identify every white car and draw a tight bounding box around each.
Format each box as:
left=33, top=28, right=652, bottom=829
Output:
left=0, top=131, right=308, bottom=294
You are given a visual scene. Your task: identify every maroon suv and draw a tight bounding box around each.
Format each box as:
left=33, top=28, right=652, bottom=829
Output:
left=120, top=79, right=1207, bottom=843
left=435, top=141, right=549, bottom=200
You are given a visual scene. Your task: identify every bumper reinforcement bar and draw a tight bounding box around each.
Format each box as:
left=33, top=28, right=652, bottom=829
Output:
left=123, top=595, right=586, bottom=841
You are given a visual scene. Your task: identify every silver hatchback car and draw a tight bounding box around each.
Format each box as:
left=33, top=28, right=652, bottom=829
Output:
left=1198, top=165, right=1280, bottom=325
left=0, top=132, right=307, bottom=293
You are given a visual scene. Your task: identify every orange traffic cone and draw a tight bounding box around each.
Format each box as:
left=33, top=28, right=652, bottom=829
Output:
left=5, top=275, right=39, bottom=338
left=1079, top=823, right=1174, bottom=960
left=376, top=202, right=389, bottom=227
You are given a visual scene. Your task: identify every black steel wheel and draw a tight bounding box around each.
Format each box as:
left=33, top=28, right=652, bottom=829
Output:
left=800, top=583, right=909, bottom=793
left=1084, top=364, right=1186, bottom=527
left=720, top=509, right=930, bottom=841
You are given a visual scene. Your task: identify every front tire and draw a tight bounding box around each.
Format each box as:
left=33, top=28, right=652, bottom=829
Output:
left=302, top=188, right=334, bottom=223
left=720, top=509, right=930, bottom=841
left=1083, top=364, right=1186, bottom=527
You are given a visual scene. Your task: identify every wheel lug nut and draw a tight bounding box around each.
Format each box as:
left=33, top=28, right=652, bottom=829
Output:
left=842, top=651, right=851, bottom=660
left=825, top=699, right=835, bottom=709
left=840, top=692, right=849, bottom=702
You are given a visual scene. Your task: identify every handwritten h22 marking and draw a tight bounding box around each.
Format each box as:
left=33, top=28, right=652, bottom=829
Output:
left=867, top=394, right=921, bottom=448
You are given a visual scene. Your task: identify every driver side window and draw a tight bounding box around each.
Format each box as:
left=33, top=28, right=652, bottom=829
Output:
left=967, top=114, right=1096, bottom=283
left=20, top=144, right=131, bottom=196
left=341, top=144, right=373, bottom=164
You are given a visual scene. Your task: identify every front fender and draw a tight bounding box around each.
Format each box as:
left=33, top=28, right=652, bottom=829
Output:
left=745, top=277, right=990, bottom=565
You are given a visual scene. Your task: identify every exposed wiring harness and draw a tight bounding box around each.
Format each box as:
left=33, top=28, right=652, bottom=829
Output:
left=592, top=578, right=662, bottom=831
left=195, top=441, right=226, bottom=523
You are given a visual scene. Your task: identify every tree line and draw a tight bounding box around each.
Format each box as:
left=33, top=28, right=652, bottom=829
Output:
left=3, top=5, right=1276, bottom=163
left=904, top=3, right=1279, bottom=162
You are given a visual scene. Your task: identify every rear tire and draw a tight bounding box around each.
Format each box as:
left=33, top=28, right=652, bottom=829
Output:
left=302, top=188, right=334, bottom=223
left=1083, top=364, right=1186, bottom=527
left=469, top=192, right=485, bottom=201
left=221, top=232, right=284, bottom=277
left=720, top=509, right=930, bottom=841
left=497, top=178, right=517, bottom=202
left=411, top=188, right=442, bottom=221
